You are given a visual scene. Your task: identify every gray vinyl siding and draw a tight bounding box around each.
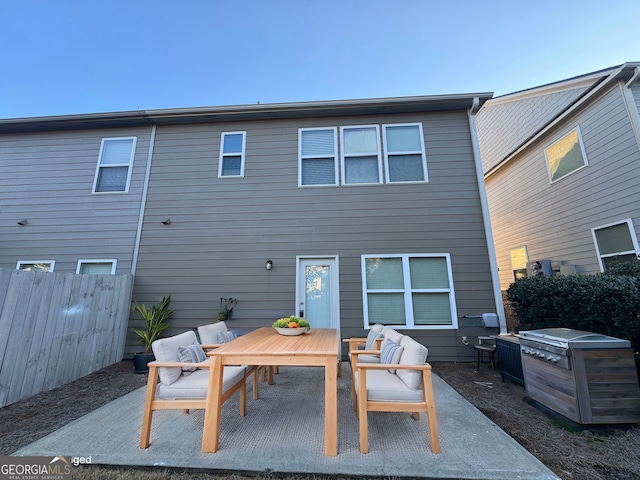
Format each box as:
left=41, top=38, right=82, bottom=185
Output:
left=487, top=83, right=640, bottom=290
left=0, top=127, right=152, bottom=274
left=130, top=110, right=498, bottom=360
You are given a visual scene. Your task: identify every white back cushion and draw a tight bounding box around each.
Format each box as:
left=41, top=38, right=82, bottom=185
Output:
left=397, top=336, right=429, bottom=390
left=152, top=330, right=198, bottom=385
left=197, top=322, right=228, bottom=344
left=383, top=328, right=404, bottom=345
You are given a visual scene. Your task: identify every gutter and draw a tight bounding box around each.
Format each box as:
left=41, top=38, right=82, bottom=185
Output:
left=0, top=93, right=492, bottom=134
left=468, top=97, right=507, bottom=334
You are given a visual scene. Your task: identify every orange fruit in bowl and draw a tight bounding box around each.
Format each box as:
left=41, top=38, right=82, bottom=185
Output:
left=287, top=321, right=299, bottom=328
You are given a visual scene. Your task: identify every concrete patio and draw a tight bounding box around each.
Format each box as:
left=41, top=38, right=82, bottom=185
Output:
left=13, top=364, right=559, bottom=479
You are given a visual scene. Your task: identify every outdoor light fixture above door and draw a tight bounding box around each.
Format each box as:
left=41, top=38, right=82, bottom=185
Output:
left=266, top=260, right=273, bottom=270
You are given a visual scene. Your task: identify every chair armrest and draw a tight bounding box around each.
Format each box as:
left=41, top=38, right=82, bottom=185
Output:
left=343, top=338, right=367, bottom=350
left=147, top=360, right=210, bottom=369
left=343, top=337, right=367, bottom=343
left=351, top=349, right=381, bottom=357
left=355, top=362, right=432, bottom=371
left=201, top=343, right=223, bottom=350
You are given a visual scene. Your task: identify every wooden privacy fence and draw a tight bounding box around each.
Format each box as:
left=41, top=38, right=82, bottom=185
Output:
left=0, top=268, right=134, bottom=408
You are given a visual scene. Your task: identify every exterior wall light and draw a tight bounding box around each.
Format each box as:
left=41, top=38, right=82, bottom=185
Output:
left=266, top=260, right=273, bottom=270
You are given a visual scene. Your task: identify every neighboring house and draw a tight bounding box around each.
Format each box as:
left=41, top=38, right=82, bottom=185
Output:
left=477, top=62, right=640, bottom=293
left=0, top=93, right=504, bottom=361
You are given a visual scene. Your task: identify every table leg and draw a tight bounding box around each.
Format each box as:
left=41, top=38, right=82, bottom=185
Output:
left=202, top=355, right=223, bottom=453
left=324, top=356, right=338, bottom=456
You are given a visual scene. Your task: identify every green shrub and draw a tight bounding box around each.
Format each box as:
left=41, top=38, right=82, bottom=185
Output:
left=602, top=255, right=640, bottom=279
left=506, top=273, right=640, bottom=351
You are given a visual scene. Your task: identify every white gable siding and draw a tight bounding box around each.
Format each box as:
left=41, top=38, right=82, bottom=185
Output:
left=477, top=86, right=591, bottom=173
left=487, top=84, right=640, bottom=290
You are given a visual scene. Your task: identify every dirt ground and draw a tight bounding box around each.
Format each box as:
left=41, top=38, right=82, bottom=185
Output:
left=1, top=360, right=639, bottom=480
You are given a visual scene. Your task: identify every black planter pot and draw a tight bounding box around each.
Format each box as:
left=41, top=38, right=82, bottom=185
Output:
left=133, top=352, right=155, bottom=374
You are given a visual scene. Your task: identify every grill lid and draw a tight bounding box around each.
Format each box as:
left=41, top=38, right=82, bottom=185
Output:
left=519, top=328, right=630, bottom=349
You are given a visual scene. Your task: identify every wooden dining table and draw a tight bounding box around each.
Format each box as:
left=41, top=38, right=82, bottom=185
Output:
left=201, top=327, right=340, bottom=455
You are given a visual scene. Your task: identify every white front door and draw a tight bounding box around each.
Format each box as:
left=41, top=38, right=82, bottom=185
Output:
left=296, top=256, right=340, bottom=330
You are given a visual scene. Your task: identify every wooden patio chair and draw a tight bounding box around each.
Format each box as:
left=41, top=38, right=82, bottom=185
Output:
left=140, top=330, right=251, bottom=448
left=352, top=334, right=440, bottom=454
left=198, top=322, right=271, bottom=386
left=344, top=325, right=397, bottom=406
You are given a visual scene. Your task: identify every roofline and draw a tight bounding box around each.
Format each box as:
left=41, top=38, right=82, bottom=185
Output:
left=484, top=62, right=640, bottom=179
left=487, top=65, right=623, bottom=106
left=0, top=93, right=493, bottom=134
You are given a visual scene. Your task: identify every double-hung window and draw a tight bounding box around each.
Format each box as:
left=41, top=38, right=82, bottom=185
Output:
left=362, top=254, right=457, bottom=329
left=382, top=123, right=427, bottom=183
left=591, top=219, right=640, bottom=271
left=219, top=132, right=246, bottom=177
left=93, top=137, right=136, bottom=193
left=77, top=259, right=117, bottom=274
left=340, top=125, right=382, bottom=185
left=545, top=127, right=588, bottom=183
left=510, top=247, right=528, bottom=280
left=17, top=261, right=55, bottom=272
left=298, top=128, right=338, bottom=186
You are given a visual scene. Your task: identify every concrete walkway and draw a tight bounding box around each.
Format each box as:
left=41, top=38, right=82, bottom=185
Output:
left=13, top=364, right=559, bottom=479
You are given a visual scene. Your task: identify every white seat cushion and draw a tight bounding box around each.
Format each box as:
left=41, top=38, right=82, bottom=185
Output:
left=355, top=369, right=424, bottom=402
left=397, top=336, right=429, bottom=390
left=156, top=365, right=246, bottom=399
left=152, top=331, right=199, bottom=385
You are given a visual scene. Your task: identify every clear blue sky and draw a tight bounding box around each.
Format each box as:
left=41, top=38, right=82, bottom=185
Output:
left=2, top=0, right=639, bottom=119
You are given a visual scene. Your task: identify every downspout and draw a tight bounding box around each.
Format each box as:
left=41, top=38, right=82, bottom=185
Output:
left=468, top=98, right=508, bottom=334
left=621, top=67, right=640, bottom=153
left=131, top=124, right=156, bottom=276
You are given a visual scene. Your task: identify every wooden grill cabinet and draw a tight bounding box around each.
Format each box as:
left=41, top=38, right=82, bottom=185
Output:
left=519, top=328, right=640, bottom=425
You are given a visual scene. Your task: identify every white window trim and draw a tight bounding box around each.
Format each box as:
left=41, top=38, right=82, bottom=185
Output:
left=339, top=125, right=383, bottom=185
left=361, top=253, right=458, bottom=330
left=544, top=126, right=588, bottom=184
left=298, top=127, right=339, bottom=187
left=218, top=131, right=246, bottom=178
left=92, top=137, right=136, bottom=194
left=382, top=123, right=428, bottom=184
left=76, top=259, right=118, bottom=274
left=16, top=260, right=55, bottom=272
left=591, top=218, right=640, bottom=272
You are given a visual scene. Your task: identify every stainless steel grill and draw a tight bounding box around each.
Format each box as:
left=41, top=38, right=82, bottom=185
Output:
left=519, top=327, right=631, bottom=350
left=519, top=328, right=640, bottom=424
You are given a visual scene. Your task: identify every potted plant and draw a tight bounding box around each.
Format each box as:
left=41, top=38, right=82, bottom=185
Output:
left=132, top=294, right=173, bottom=373
left=217, top=297, right=236, bottom=321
